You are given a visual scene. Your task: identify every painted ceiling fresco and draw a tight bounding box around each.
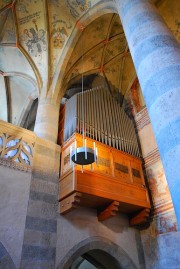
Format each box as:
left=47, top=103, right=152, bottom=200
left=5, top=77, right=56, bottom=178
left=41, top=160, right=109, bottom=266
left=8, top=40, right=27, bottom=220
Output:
left=0, top=0, right=179, bottom=127
left=62, top=13, right=135, bottom=99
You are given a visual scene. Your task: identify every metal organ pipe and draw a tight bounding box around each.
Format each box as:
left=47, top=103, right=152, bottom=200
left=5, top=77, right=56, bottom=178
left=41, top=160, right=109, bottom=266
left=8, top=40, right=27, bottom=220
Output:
left=63, top=87, right=140, bottom=157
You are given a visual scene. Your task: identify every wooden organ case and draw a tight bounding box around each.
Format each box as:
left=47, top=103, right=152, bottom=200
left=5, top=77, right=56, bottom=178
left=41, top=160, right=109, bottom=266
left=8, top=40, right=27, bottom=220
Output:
left=59, top=88, right=151, bottom=227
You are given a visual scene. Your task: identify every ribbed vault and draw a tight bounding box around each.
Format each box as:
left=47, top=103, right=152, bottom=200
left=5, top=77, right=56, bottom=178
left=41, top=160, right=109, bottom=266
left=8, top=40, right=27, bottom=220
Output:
left=0, top=0, right=178, bottom=127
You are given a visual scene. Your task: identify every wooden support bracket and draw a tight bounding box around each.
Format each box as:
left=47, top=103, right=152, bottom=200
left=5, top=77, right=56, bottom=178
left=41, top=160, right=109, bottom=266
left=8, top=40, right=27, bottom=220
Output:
left=130, top=208, right=150, bottom=226
left=59, top=192, right=81, bottom=214
left=97, top=201, right=120, bottom=221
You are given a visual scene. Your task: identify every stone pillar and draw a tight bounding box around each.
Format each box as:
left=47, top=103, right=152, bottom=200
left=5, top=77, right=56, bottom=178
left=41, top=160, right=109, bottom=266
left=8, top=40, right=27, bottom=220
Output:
left=20, top=97, right=61, bottom=268
left=34, top=99, right=60, bottom=143
left=115, top=0, right=180, bottom=228
left=20, top=137, right=60, bottom=269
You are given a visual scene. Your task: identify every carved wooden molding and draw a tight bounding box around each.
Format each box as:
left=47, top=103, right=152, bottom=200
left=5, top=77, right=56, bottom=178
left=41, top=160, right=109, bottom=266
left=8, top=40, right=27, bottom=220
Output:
left=59, top=192, right=82, bottom=214
left=130, top=208, right=150, bottom=226
left=97, top=201, right=120, bottom=221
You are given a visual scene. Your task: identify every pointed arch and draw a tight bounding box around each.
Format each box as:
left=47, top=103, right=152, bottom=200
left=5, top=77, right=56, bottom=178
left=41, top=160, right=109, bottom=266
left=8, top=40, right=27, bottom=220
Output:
left=56, top=236, right=137, bottom=269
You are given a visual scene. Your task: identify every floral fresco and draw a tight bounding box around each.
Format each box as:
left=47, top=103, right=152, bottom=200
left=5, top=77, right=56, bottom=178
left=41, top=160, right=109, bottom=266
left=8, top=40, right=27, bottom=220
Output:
left=0, top=0, right=12, bottom=9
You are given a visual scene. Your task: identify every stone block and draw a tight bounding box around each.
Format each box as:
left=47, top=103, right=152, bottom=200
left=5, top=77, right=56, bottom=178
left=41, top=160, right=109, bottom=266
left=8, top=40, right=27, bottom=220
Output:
left=31, top=179, right=58, bottom=196
left=20, top=260, right=55, bottom=269
left=29, top=191, right=57, bottom=205
left=27, top=200, right=57, bottom=220
left=25, top=216, right=57, bottom=233
left=21, top=245, right=56, bottom=261
left=24, top=230, right=56, bottom=248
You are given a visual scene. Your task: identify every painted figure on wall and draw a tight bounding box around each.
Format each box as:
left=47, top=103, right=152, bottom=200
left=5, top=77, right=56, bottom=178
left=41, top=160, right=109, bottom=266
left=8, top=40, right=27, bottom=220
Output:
left=159, top=215, right=176, bottom=234
left=51, top=26, right=68, bottom=48
left=21, top=19, right=46, bottom=61
left=67, top=0, right=91, bottom=18
left=152, top=213, right=177, bottom=235
left=147, top=168, right=169, bottom=200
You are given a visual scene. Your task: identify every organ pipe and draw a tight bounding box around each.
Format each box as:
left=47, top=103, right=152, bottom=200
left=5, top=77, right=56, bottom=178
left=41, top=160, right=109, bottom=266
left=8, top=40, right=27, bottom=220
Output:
left=63, top=87, right=140, bottom=157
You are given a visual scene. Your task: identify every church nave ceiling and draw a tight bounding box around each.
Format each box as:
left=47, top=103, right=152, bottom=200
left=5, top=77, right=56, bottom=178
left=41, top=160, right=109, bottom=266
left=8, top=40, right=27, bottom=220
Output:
left=0, top=0, right=179, bottom=128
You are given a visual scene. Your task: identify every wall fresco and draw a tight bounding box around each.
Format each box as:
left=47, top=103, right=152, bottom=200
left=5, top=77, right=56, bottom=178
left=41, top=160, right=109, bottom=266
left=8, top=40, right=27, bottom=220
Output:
left=104, top=60, right=122, bottom=92
left=130, top=86, right=177, bottom=236
left=109, top=16, right=124, bottom=37
left=51, top=16, right=71, bottom=49
left=104, top=37, right=126, bottom=63
left=0, top=9, right=16, bottom=44
left=64, top=45, right=103, bottom=84
left=0, top=0, right=12, bottom=10
left=146, top=162, right=177, bottom=234
left=48, top=0, right=92, bottom=78
left=48, top=0, right=74, bottom=76
left=16, top=0, right=48, bottom=85
left=147, top=164, right=170, bottom=206
left=66, top=0, right=91, bottom=18
left=88, top=15, right=110, bottom=43
left=88, top=48, right=102, bottom=69
left=151, top=210, right=177, bottom=236
left=159, top=0, right=180, bottom=43
left=172, top=20, right=180, bottom=42
left=20, top=19, right=47, bottom=60
left=49, top=0, right=111, bottom=76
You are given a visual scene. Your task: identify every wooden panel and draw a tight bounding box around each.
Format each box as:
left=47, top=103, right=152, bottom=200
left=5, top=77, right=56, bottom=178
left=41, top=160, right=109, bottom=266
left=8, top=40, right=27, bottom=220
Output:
left=130, top=160, right=144, bottom=187
left=59, top=133, right=150, bottom=216
left=59, top=192, right=81, bottom=214
left=60, top=133, right=145, bottom=186
left=60, top=144, right=71, bottom=175
left=94, top=147, right=112, bottom=175
left=75, top=169, right=150, bottom=208
left=59, top=171, right=74, bottom=200
left=130, top=208, right=150, bottom=226
left=112, top=150, right=132, bottom=184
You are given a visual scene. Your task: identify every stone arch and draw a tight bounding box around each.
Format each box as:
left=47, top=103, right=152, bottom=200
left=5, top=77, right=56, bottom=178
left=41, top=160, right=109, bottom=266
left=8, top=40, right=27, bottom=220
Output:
left=56, top=236, right=138, bottom=269
left=0, top=242, right=16, bottom=269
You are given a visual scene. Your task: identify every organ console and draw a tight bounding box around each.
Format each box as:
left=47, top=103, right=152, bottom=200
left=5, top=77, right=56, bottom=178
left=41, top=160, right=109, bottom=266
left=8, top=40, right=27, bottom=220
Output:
left=58, top=87, right=151, bottom=227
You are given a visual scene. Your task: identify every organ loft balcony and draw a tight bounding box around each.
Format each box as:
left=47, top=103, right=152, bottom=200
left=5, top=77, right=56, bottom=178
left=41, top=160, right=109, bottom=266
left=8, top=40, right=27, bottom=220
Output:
left=58, top=87, right=151, bottom=227
left=59, top=133, right=151, bottom=227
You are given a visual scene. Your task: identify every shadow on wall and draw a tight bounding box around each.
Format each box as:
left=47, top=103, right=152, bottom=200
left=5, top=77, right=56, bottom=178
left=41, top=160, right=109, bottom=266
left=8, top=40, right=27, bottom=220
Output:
left=0, top=242, right=16, bottom=269
left=56, top=236, right=137, bottom=269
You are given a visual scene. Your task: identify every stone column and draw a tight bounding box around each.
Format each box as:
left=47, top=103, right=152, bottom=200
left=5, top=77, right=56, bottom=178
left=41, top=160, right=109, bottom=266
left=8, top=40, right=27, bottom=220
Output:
left=115, top=0, right=180, bottom=228
left=34, top=98, right=60, bottom=143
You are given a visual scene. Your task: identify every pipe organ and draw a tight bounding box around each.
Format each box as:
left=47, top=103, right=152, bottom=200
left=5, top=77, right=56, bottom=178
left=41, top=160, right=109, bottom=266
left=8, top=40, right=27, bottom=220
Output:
left=59, top=87, right=151, bottom=227
left=63, top=87, right=140, bottom=157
